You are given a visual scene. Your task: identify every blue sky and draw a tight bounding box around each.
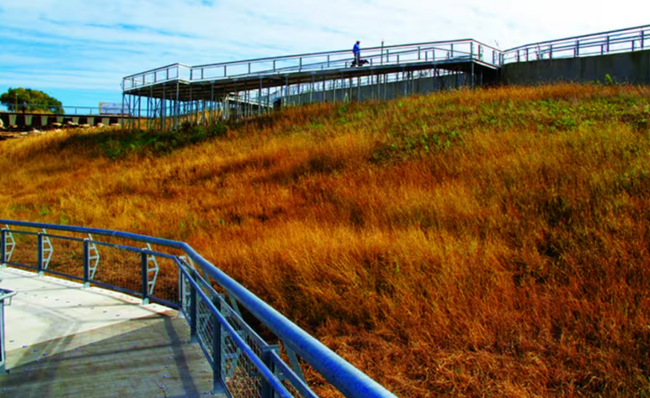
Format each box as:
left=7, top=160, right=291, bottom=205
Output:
left=0, top=0, right=647, bottom=109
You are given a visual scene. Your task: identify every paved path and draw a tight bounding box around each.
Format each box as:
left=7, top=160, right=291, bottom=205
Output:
left=0, top=267, right=216, bottom=398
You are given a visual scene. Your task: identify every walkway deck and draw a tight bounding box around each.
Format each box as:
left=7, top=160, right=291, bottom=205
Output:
left=0, top=267, right=217, bottom=398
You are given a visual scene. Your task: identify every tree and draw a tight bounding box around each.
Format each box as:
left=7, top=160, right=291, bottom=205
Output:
left=0, top=88, right=64, bottom=114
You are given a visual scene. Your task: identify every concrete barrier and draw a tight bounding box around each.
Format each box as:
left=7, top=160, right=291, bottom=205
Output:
left=501, top=49, right=650, bottom=85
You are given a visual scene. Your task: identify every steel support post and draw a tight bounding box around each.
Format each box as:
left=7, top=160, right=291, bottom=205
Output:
left=211, top=83, right=215, bottom=124
left=0, top=230, right=5, bottom=267
left=259, top=78, right=262, bottom=117
left=357, top=77, right=360, bottom=101
left=189, top=277, right=198, bottom=342
left=234, top=80, right=238, bottom=119
left=141, top=251, right=149, bottom=305
left=121, top=92, right=126, bottom=128
left=261, top=345, right=281, bottom=398
left=212, top=296, right=223, bottom=394
left=162, top=84, right=166, bottom=131
left=37, top=233, right=44, bottom=276
left=83, top=239, right=90, bottom=288
left=471, top=59, right=475, bottom=90
left=138, top=94, right=142, bottom=130
left=175, top=81, right=180, bottom=130
left=284, top=75, right=288, bottom=108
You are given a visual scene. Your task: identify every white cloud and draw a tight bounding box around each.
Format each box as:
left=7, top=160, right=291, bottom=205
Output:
left=1, top=0, right=649, bottom=103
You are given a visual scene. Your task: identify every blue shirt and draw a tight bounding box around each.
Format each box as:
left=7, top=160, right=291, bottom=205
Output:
left=353, top=43, right=360, bottom=55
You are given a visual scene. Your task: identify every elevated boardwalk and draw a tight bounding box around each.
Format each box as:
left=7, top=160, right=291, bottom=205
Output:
left=121, top=24, right=650, bottom=129
left=0, top=267, right=215, bottom=398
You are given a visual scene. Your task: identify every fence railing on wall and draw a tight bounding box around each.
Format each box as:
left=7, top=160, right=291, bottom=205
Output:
left=502, top=24, right=650, bottom=63
left=0, top=220, right=395, bottom=398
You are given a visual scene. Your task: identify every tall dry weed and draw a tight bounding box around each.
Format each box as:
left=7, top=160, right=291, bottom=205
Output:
left=1, top=83, right=650, bottom=396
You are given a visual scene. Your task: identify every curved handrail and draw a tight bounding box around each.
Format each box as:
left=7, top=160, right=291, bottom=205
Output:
left=0, top=219, right=395, bottom=398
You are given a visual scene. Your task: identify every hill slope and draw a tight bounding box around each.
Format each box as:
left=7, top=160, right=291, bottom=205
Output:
left=1, top=84, right=650, bottom=397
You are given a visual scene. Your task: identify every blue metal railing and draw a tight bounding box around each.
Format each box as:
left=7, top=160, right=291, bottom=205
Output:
left=0, top=219, right=396, bottom=398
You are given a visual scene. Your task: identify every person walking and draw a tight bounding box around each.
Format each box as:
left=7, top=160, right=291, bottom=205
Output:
left=352, top=41, right=361, bottom=67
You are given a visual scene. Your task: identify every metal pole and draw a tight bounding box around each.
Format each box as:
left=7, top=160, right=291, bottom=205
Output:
left=162, top=83, right=166, bottom=130
left=311, top=73, right=315, bottom=104
left=1, top=230, right=5, bottom=267
left=258, top=78, right=262, bottom=117
left=175, top=80, right=180, bottom=130
left=284, top=75, right=288, bottom=109
left=37, top=233, right=43, bottom=276
left=141, top=251, right=149, bottom=305
left=83, top=239, right=90, bottom=288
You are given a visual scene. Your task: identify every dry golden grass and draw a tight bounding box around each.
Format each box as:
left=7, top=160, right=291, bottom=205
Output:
left=1, top=83, right=650, bottom=396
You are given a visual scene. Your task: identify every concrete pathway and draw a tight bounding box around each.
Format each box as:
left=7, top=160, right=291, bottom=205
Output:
left=0, top=267, right=217, bottom=398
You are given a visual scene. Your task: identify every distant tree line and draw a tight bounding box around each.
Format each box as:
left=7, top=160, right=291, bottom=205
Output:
left=0, top=88, right=64, bottom=114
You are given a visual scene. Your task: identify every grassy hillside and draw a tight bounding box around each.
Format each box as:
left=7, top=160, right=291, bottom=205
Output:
left=1, top=83, right=650, bottom=397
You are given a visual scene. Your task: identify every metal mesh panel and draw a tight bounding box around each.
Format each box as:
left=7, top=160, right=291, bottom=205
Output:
left=282, top=379, right=307, bottom=398
left=181, top=272, right=193, bottom=323
left=196, top=296, right=214, bottom=358
left=5, top=230, right=38, bottom=270
left=91, top=243, right=141, bottom=294
left=42, top=236, right=84, bottom=280
left=221, top=320, right=262, bottom=398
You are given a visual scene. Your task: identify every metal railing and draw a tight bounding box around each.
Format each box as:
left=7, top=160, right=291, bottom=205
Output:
left=502, top=24, right=650, bottom=63
left=0, top=220, right=395, bottom=398
left=122, top=63, right=192, bottom=91
left=122, top=24, right=650, bottom=95
left=0, top=288, right=17, bottom=374
left=122, top=39, right=500, bottom=91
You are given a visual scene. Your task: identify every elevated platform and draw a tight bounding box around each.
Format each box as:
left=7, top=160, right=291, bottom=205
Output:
left=0, top=267, right=216, bottom=398
left=124, top=57, right=500, bottom=102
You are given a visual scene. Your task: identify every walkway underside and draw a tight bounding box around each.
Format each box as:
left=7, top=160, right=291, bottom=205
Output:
left=124, top=59, right=498, bottom=102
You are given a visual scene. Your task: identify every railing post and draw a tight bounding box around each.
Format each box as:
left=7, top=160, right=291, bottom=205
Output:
left=273, top=60, right=276, bottom=72
left=189, top=279, right=198, bottom=342
left=549, top=44, right=553, bottom=59
left=418, top=46, right=421, bottom=60
left=642, top=31, right=645, bottom=49
left=141, top=251, right=149, bottom=305
left=261, top=345, right=281, bottom=398
left=470, top=42, right=474, bottom=60
left=450, top=43, right=454, bottom=58
left=201, top=68, right=204, bottom=80
left=224, top=65, right=227, bottom=77
left=575, top=40, right=579, bottom=57
left=327, top=55, right=330, bottom=68
left=37, top=232, right=44, bottom=276
left=212, top=295, right=223, bottom=394
left=606, top=36, right=610, bottom=53
left=299, top=58, right=302, bottom=71
left=83, top=239, right=90, bottom=288
left=0, top=229, right=5, bottom=267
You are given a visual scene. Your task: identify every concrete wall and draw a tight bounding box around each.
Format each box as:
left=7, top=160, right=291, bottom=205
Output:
left=501, top=50, right=650, bottom=85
